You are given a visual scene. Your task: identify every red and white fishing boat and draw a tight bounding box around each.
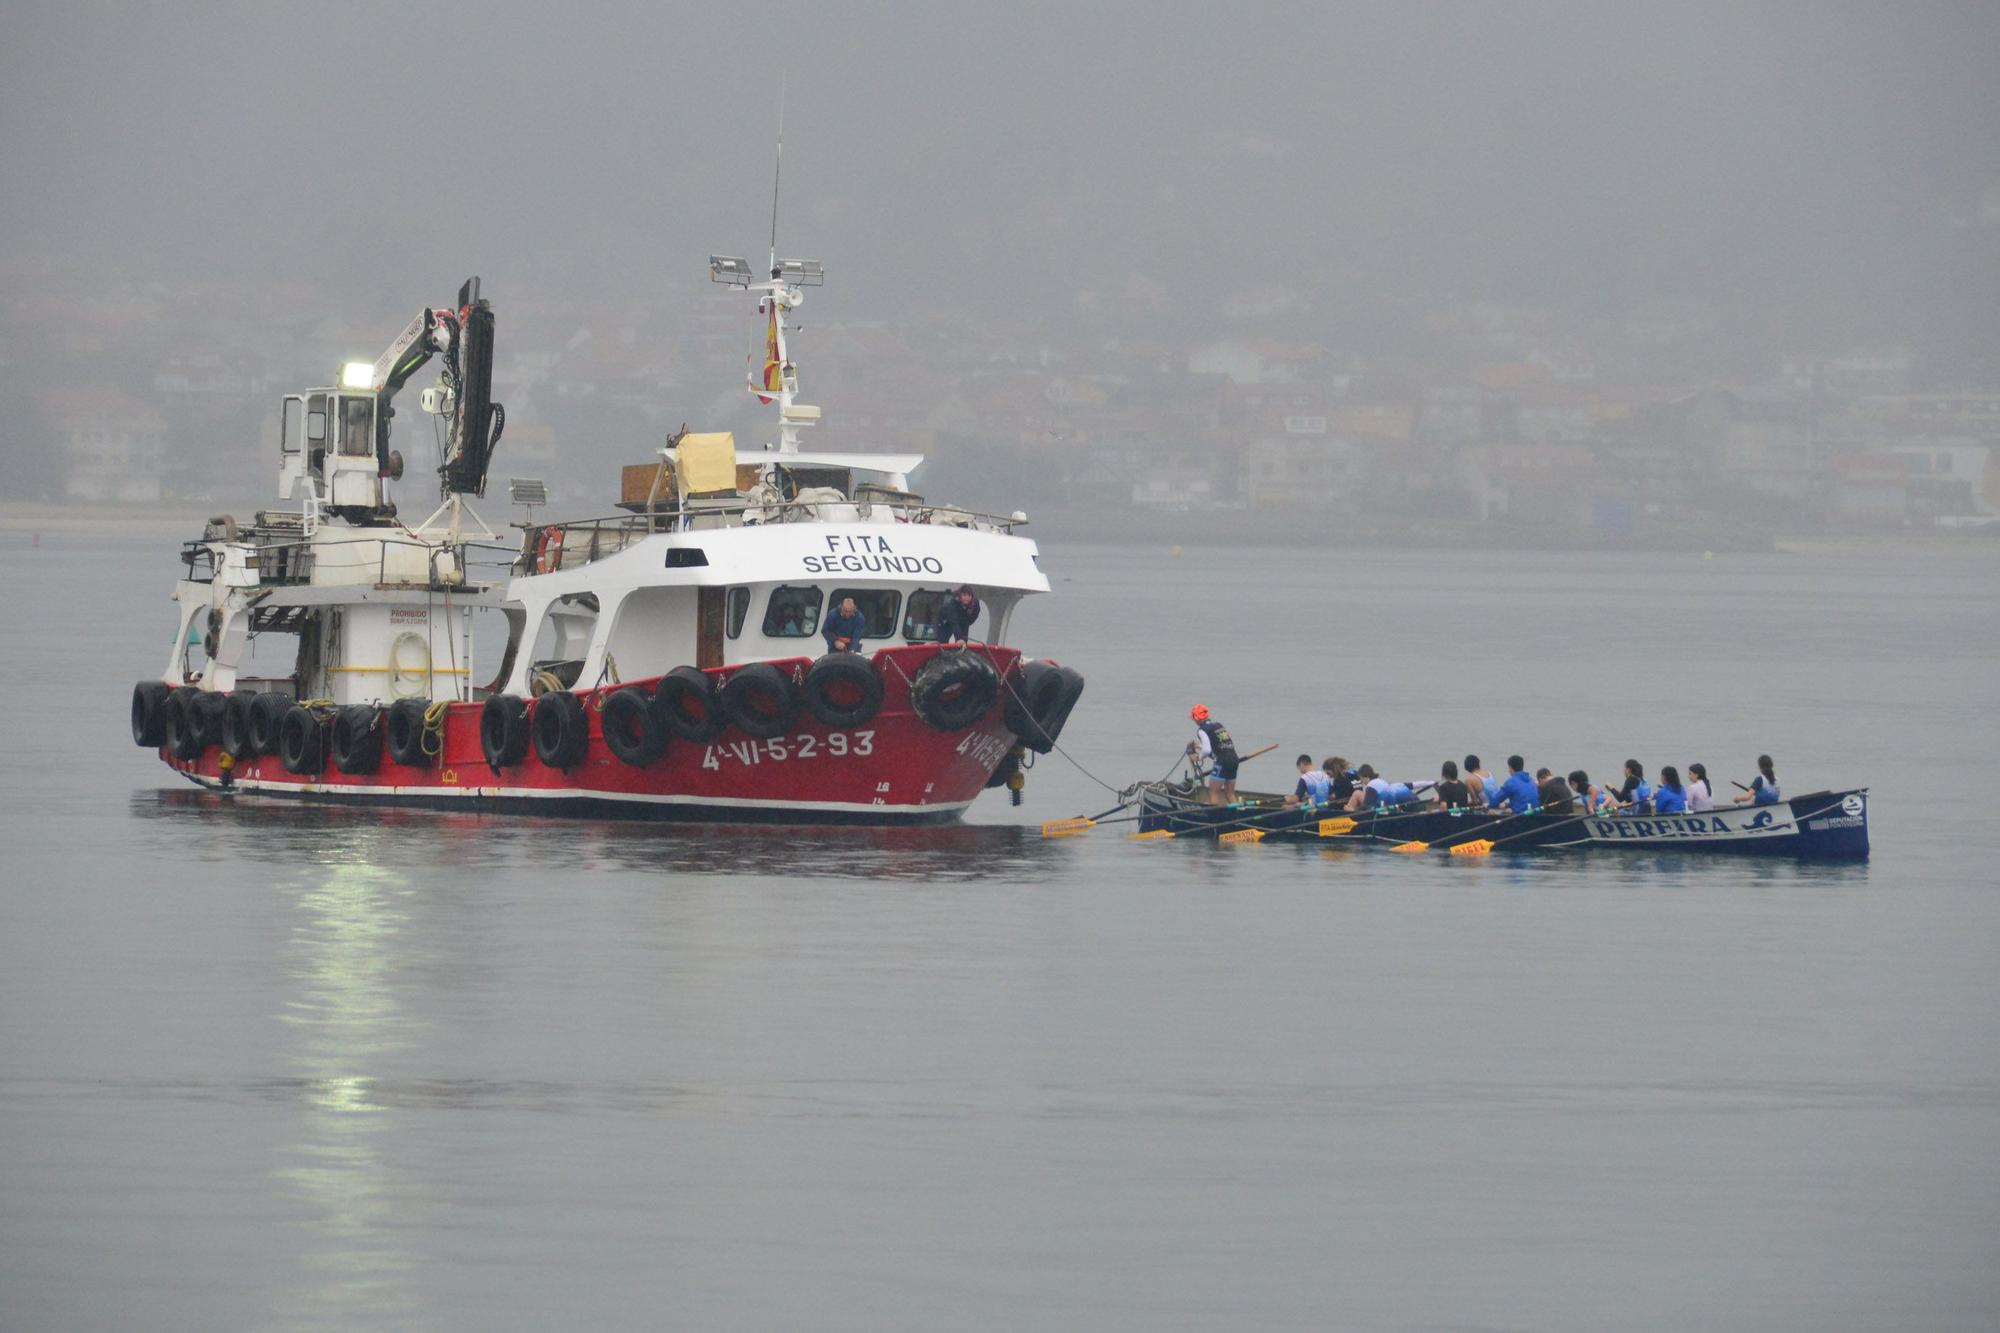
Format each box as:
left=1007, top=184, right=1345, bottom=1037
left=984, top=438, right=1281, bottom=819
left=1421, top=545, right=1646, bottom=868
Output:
left=132, top=256, right=1084, bottom=824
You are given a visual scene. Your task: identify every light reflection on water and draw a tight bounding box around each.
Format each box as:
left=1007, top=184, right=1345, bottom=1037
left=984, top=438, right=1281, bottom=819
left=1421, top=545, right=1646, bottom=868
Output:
left=268, top=860, right=426, bottom=1330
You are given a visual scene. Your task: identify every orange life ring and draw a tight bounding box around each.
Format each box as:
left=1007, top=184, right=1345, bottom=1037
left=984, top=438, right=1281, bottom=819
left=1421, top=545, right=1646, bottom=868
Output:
left=534, top=527, right=564, bottom=574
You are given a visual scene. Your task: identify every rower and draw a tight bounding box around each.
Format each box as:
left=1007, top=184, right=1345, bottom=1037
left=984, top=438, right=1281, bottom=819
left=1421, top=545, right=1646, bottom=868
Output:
left=1489, top=756, right=1538, bottom=814
left=1733, top=753, right=1781, bottom=805
left=1288, top=753, right=1333, bottom=808
left=1188, top=705, right=1239, bottom=806
left=1434, top=760, right=1470, bottom=809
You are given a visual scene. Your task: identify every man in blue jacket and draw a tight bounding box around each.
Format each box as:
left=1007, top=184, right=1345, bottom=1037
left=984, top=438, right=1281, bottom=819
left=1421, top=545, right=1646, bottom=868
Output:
left=823, top=596, right=868, bottom=654
left=1490, top=755, right=1539, bottom=814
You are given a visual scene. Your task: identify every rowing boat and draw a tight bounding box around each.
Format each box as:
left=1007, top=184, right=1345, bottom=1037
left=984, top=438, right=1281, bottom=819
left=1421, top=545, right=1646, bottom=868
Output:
left=1135, top=781, right=1870, bottom=860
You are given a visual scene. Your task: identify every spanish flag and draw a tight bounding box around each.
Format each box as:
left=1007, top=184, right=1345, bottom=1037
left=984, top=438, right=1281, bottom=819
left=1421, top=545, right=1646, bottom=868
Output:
left=755, top=300, right=782, bottom=404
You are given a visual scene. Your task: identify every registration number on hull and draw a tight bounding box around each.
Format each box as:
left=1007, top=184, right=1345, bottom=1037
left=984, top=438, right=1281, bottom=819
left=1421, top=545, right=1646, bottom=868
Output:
left=700, top=730, right=876, bottom=770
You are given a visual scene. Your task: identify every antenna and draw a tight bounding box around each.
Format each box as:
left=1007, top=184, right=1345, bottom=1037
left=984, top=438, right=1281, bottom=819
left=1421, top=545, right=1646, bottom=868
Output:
left=768, top=76, right=786, bottom=275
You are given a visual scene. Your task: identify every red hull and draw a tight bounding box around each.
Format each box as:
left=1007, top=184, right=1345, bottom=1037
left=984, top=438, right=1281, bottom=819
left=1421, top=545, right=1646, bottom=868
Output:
left=160, top=645, right=1026, bottom=825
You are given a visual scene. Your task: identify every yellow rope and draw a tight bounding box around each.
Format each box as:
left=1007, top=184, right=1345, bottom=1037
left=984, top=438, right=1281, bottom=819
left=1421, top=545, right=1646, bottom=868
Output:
left=420, top=698, right=451, bottom=757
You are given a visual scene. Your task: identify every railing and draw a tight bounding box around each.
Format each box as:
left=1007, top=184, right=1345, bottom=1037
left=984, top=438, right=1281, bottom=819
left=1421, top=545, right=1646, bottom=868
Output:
left=179, top=526, right=517, bottom=590
left=519, top=495, right=1027, bottom=575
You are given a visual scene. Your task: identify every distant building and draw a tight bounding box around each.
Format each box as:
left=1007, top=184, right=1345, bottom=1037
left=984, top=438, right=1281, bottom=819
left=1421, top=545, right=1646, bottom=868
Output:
left=45, top=389, right=167, bottom=502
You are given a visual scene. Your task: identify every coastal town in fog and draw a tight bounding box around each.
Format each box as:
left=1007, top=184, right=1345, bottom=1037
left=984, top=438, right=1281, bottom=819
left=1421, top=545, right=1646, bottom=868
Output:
left=5, top=210, right=1997, bottom=549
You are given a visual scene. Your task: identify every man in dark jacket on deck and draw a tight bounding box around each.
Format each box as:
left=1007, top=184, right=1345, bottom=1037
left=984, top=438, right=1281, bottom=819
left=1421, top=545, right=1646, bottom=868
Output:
left=935, top=585, right=982, bottom=643
left=823, top=596, right=867, bottom=654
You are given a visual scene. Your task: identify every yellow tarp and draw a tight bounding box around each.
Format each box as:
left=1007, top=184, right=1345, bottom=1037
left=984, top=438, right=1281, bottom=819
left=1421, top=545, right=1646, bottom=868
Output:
left=676, top=432, right=737, bottom=494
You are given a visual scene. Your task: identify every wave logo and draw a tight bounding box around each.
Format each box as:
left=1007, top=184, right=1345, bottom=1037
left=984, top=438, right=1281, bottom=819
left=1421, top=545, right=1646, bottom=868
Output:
left=1841, top=794, right=1865, bottom=817
left=1746, top=810, right=1777, bottom=830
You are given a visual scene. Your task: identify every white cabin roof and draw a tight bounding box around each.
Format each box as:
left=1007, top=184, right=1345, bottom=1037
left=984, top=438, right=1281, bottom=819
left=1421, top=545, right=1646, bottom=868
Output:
left=526, top=521, right=1048, bottom=596
left=751, top=450, right=925, bottom=474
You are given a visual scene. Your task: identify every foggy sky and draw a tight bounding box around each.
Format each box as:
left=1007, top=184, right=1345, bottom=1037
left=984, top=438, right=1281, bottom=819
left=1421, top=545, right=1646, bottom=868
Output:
left=4, top=1, right=1998, bottom=347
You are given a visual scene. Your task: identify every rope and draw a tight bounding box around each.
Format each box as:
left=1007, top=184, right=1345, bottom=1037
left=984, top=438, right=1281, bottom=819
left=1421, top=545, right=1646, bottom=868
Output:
left=420, top=698, right=451, bottom=757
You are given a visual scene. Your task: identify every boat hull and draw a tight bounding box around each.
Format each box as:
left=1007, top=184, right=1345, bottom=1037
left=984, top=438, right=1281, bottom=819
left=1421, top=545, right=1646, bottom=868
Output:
left=158, top=646, right=1026, bottom=827
left=1138, top=784, right=1871, bottom=861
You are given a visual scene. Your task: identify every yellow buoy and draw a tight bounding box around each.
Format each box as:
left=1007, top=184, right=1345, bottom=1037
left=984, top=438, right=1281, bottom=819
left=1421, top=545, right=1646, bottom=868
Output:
left=1170, top=545, right=1182, bottom=557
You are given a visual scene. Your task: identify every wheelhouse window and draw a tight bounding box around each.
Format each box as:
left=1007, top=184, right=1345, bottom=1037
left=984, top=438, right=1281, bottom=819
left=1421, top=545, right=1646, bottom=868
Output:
left=725, top=587, right=750, bottom=640
left=337, top=396, right=374, bottom=457
left=901, top=588, right=950, bottom=642
left=762, top=585, right=823, bottom=638
left=829, top=588, right=901, bottom=639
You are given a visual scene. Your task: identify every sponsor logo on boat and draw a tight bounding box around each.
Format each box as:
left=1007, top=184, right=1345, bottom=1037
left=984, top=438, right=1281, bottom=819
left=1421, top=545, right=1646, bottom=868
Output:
left=801, top=534, right=944, bottom=576
left=1588, top=813, right=1791, bottom=840
left=1841, top=794, right=1865, bottom=817
left=1808, top=815, right=1865, bottom=830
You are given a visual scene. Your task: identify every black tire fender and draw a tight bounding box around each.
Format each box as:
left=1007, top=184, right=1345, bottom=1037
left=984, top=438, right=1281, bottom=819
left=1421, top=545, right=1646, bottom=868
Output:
left=803, top=652, right=883, bottom=729
left=385, top=698, right=432, bottom=767
left=186, top=690, right=227, bottom=754
left=480, top=695, right=530, bottom=770
left=718, top=662, right=802, bottom=740
left=131, top=681, right=173, bottom=747
left=532, top=691, right=590, bottom=769
left=601, top=687, right=667, bottom=767
left=219, top=692, right=258, bottom=760
left=1005, top=660, right=1085, bottom=753
left=910, top=651, right=1000, bottom=732
left=278, top=705, right=324, bottom=775
left=246, top=692, right=290, bottom=757
left=331, top=705, right=384, bottom=774
left=654, top=665, right=723, bottom=742
left=162, top=688, right=205, bottom=761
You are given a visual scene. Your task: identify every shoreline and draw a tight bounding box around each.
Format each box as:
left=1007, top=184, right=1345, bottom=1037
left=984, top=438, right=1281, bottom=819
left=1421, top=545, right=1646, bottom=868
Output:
left=4, top=500, right=1994, bottom=559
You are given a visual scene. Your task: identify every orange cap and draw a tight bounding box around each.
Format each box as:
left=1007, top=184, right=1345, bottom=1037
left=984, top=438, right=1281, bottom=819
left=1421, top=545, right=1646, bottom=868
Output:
left=1190, top=704, right=1209, bottom=721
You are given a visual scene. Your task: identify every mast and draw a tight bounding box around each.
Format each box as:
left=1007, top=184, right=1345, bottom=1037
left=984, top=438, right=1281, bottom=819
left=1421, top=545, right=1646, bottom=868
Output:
left=711, top=106, right=823, bottom=454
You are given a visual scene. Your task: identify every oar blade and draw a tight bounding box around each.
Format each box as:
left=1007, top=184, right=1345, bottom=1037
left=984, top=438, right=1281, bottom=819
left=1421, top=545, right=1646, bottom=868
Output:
left=1041, top=817, right=1096, bottom=838
left=1449, top=839, right=1495, bottom=858
left=1318, top=817, right=1356, bottom=837
left=1128, top=829, right=1175, bottom=841
left=1218, top=828, right=1265, bottom=845
left=1390, top=840, right=1429, bottom=854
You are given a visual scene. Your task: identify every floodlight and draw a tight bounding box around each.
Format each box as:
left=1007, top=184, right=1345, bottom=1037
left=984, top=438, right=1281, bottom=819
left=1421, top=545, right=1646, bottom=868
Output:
left=777, top=258, right=824, bottom=286
left=341, top=361, right=374, bottom=389
left=709, top=255, right=754, bottom=287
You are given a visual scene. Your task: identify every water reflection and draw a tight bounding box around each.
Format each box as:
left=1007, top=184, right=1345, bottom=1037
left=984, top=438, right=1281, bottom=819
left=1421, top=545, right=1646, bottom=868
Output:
left=267, top=859, right=427, bottom=1329
left=132, top=786, right=1076, bottom=882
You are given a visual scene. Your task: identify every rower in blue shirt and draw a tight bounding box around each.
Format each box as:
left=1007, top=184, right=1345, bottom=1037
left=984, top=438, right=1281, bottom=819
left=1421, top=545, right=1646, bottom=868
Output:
left=1653, top=765, right=1689, bottom=814
left=1734, top=753, right=1782, bottom=806
left=1288, top=754, right=1333, bottom=808
left=1489, top=755, right=1539, bottom=814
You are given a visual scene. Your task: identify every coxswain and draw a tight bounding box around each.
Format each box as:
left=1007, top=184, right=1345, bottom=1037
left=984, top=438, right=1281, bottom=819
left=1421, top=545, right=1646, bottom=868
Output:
left=1188, top=705, right=1239, bottom=805
left=1733, top=753, right=1781, bottom=805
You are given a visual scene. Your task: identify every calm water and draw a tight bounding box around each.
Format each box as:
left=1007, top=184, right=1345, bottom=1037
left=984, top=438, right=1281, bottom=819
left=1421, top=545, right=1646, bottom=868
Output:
left=2, top=533, right=1996, bottom=1331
